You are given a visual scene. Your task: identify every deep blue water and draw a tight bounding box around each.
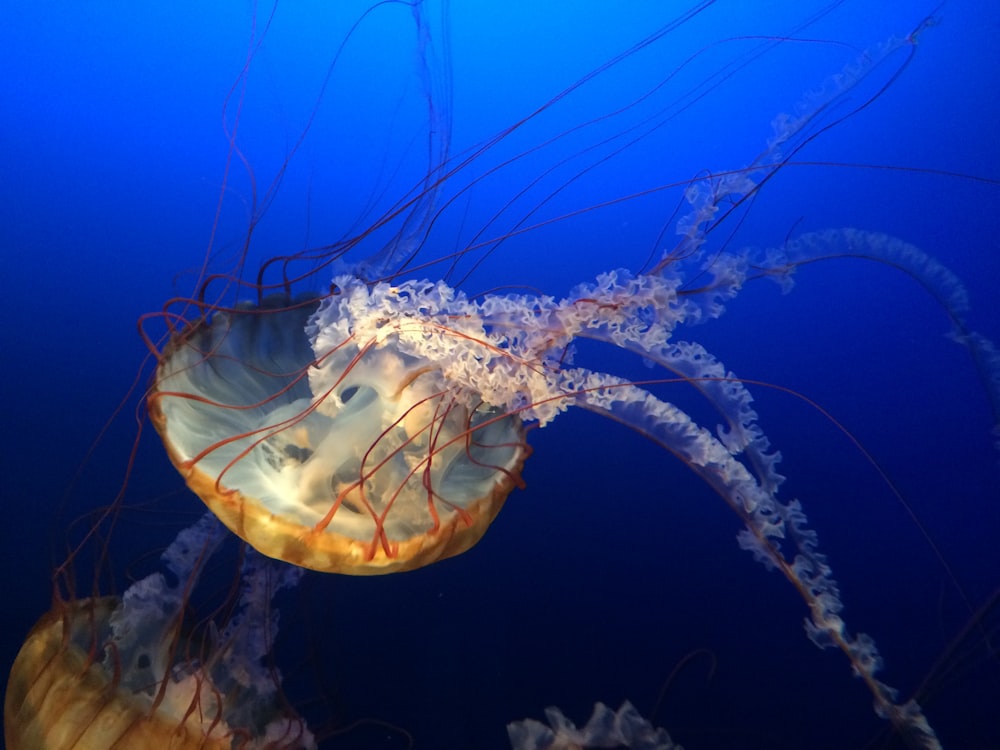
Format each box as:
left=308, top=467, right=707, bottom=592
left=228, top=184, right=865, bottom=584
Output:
left=2, top=2, right=999, bottom=749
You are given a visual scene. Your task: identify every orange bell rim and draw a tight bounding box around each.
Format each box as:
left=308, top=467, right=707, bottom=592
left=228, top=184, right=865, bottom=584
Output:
left=5, top=598, right=232, bottom=750
left=152, top=408, right=530, bottom=575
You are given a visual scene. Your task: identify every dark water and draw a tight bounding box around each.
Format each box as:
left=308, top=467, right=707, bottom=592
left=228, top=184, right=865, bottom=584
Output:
left=3, top=2, right=999, bottom=749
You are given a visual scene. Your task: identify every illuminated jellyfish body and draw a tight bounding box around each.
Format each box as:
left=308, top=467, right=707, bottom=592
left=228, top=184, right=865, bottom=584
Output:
left=150, top=295, right=530, bottom=575
left=4, top=515, right=314, bottom=750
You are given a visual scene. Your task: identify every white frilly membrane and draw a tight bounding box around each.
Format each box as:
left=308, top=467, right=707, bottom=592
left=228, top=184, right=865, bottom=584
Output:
left=508, top=701, right=679, bottom=750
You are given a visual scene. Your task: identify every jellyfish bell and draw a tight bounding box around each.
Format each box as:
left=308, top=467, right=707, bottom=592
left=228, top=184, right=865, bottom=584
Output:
left=4, top=515, right=315, bottom=750
left=149, top=293, right=530, bottom=575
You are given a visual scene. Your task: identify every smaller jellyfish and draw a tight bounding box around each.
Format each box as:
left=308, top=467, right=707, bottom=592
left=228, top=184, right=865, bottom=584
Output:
left=4, top=514, right=314, bottom=750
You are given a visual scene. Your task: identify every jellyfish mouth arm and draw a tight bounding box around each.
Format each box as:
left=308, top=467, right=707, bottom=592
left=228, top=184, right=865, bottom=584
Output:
left=508, top=701, right=679, bottom=750
left=564, top=370, right=940, bottom=749
left=315, top=271, right=697, bottom=424
left=771, top=228, right=1000, bottom=439
left=653, top=25, right=927, bottom=278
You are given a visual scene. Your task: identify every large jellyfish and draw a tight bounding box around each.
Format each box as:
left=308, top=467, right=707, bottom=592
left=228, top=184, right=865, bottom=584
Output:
left=142, top=4, right=999, bottom=749
left=4, top=2, right=999, bottom=749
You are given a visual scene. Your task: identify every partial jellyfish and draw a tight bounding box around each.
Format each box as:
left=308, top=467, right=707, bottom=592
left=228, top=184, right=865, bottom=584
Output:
left=4, top=1, right=999, bottom=749
left=5, top=514, right=314, bottom=749
left=508, top=701, right=679, bottom=750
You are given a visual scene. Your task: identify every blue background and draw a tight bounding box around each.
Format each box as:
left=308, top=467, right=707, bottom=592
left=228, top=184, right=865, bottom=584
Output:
left=2, top=2, right=999, bottom=748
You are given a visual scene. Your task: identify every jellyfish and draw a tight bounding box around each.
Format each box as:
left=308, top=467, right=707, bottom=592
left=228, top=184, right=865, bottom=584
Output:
left=5, top=2, right=999, bottom=749
left=141, top=5, right=1000, bottom=744
left=4, top=514, right=314, bottom=749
